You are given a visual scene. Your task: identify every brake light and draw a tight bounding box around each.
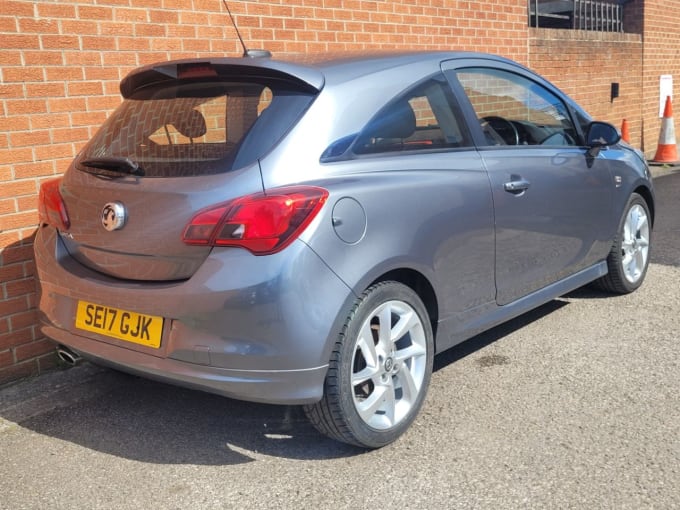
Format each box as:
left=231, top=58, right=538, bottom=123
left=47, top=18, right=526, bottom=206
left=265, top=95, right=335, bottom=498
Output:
left=177, top=63, right=217, bottom=79
left=38, top=177, right=70, bottom=230
left=182, top=186, right=328, bottom=255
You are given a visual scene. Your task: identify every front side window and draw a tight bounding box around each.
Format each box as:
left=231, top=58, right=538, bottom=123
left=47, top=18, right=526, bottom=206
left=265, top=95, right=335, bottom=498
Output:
left=455, top=68, right=578, bottom=147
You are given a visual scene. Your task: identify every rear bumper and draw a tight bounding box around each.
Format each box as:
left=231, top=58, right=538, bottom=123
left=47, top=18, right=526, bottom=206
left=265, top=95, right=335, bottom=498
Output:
left=35, top=227, right=354, bottom=405
left=42, top=325, right=328, bottom=404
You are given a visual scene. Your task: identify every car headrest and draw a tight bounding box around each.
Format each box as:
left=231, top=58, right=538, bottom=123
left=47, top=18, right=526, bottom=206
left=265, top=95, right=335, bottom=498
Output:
left=371, top=101, right=416, bottom=139
left=174, top=109, right=207, bottom=139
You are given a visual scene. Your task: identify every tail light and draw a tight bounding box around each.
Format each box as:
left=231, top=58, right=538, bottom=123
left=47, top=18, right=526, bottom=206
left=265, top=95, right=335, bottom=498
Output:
left=38, top=177, right=70, bottom=230
left=182, top=186, right=328, bottom=255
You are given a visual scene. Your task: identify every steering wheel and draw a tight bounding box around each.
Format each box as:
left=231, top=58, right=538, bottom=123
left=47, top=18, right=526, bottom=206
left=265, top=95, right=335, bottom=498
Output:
left=481, top=116, right=520, bottom=146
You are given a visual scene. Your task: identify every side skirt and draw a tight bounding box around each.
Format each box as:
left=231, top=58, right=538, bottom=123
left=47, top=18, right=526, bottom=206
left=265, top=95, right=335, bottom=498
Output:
left=435, top=261, right=608, bottom=354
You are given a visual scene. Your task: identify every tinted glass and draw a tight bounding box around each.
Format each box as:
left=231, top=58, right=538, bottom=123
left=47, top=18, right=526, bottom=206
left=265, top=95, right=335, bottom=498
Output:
left=321, top=75, right=471, bottom=162
left=333, top=75, right=470, bottom=158
left=456, top=68, right=578, bottom=147
left=79, top=81, right=315, bottom=177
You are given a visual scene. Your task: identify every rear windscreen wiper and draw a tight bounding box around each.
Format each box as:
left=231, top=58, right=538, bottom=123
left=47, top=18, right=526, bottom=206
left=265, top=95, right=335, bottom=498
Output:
left=78, top=157, right=145, bottom=177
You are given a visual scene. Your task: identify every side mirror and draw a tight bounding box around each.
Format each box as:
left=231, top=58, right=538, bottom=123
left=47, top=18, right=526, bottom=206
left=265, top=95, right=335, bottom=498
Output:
left=586, top=121, right=621, bottom=157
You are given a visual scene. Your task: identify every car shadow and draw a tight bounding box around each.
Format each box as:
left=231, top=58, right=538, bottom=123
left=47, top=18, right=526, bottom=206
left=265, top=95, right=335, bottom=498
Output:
left=3, top=365, right=363, bottom=464
left=564, top=285, right=622, bottom=300
left=433, top=298, right=569, bottom=371
left=2, top=298, right=571, bottom=465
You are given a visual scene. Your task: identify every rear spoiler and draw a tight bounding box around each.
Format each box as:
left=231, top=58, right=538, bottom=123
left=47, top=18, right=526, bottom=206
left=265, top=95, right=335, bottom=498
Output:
left=120, top=58, right=325, bottom=98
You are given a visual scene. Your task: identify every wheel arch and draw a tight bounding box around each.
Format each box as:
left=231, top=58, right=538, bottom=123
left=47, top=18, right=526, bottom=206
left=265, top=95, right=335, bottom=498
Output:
left=369, top=268, right=439, bottom=347
left=633, top=184, right=655, bottom=227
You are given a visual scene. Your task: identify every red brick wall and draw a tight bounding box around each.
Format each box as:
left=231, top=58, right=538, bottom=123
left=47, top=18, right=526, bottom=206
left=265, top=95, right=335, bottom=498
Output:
left=0, top=0, right=527, bottom=385
left=0, top=0, right=673, bottom=385
left=528, top=29, right=644, bottom=147
left=642, top=0, right=680, bottom=158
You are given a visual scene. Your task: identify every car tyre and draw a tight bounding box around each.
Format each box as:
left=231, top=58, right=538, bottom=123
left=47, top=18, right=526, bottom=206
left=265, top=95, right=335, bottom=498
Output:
left=596, top=192, right=651, bottom=294
left=304, top=281, right=433, bottom=448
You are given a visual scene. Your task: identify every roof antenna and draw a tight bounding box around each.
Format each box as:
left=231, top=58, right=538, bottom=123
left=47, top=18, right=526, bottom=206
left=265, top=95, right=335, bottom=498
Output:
left=221, top=0, right=271, bottom=58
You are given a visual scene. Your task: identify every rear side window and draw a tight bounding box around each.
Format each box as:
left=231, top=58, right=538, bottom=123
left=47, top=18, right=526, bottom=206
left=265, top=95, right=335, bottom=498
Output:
left=79, top=81, right=314, bottom=177
left=321, top=74, right=471, bottom=162
left=354, top=76, right=471, bottom=155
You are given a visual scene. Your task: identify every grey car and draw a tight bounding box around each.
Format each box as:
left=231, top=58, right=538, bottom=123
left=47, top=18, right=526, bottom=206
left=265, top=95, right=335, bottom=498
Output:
left=35, top=51, right=654, bottom=448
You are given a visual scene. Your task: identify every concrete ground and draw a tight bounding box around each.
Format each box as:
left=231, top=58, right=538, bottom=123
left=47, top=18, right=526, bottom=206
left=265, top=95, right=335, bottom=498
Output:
left=648, top=161, right=680, bottom=178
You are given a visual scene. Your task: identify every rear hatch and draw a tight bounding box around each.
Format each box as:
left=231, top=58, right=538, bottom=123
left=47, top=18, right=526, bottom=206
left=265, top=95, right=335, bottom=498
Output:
left=55, top=60, right=321, bottom=281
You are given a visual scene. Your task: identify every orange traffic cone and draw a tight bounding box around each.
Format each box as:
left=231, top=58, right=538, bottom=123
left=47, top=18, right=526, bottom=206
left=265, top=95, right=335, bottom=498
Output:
left=652, top=96, right=679, bottom=163
left=621, top=118, right=631, bottom=143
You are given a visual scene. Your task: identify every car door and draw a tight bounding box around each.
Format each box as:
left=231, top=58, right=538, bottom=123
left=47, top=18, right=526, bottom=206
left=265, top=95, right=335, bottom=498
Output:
left=443, top=62, right=614, bottom=305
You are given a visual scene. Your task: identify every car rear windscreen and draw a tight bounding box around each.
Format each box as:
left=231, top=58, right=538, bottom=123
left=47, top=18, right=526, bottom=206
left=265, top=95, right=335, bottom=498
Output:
left=78, top=80, right=316, bottom=177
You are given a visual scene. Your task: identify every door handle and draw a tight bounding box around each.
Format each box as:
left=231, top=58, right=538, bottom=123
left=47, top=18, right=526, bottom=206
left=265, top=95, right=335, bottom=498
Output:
left=504, top=178, right=531, bottom=194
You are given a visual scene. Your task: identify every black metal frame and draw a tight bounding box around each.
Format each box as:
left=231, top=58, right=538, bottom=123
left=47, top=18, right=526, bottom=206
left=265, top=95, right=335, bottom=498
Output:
left=529, top=0, right=625, bottom=32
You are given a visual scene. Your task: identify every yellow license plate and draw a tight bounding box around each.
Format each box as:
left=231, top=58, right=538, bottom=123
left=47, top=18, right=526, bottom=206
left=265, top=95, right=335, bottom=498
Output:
left=75, top=300, right=164, bottom=349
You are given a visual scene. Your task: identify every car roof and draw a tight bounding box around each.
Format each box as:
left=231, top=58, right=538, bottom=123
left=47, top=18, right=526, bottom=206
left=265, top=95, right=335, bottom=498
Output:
left=280, top=50, right=517, bottom=83
left=119, top=51, right=522, bottom=98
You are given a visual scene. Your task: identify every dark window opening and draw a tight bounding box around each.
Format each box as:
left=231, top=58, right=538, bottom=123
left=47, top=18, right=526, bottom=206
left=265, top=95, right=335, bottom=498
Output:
left=529, top=0, right=627, bottom=32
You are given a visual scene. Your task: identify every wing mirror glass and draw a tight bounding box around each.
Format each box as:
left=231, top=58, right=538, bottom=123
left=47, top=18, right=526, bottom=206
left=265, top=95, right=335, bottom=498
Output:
left=586, top=121, right=621, bottom=148
left=586, top=121, right=621, bottom=158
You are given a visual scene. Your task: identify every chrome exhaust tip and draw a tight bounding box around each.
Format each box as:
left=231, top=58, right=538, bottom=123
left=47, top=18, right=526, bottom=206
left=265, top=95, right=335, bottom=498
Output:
left=56, top=345, right=82, bottom=367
